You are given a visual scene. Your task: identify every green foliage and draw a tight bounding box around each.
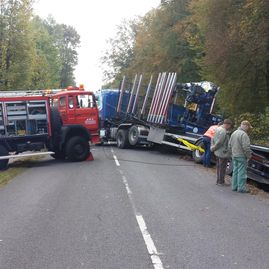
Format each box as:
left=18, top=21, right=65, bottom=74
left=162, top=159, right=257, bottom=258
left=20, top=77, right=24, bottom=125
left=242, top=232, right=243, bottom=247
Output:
left=102, top=0, right=200, bottom=85
left=190, top=0, right=269, bottom=116
left=101, top=19, right=137, bottom=83
left=235, top=108, right=269, bottom=145
left=45, top=17, right=80, bottom=88
left=31, top=16, right=61, bottom=89
left=0, top=1, right=80, bottom=91
left=0, top=0, right=35, bottom=90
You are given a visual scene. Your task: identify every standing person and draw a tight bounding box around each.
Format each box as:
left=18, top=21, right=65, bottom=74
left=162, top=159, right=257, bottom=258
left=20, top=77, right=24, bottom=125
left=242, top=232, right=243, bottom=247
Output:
left=211, top=119, right=232, bottom=185
left=229, top=120, right=253, bottom=193
left=202, top=123, right=219, bottom=167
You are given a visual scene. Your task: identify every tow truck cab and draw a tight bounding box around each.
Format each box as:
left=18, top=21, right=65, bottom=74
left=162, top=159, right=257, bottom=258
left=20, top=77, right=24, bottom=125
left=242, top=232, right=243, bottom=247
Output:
left=51, top=87, right=100, bottom=144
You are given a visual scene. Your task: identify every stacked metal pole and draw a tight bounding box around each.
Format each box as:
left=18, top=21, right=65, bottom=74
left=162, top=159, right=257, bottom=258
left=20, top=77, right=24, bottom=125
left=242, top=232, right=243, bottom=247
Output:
left=131, top=75, right=143, bottom=114
left=116, top=76, right=126, bottom=113
left=147, top=73, right=161, bottom=122
left=155, top=73, right=172, bottom=123
left=140, top=75, right=153, bottom=117
left=159, top=73, right=177, bottom=124
left=148, top=73, right=167, bottom=122
left=126, top=74, right=137, bottom=113
left=146, top=72, right=177, bottom=125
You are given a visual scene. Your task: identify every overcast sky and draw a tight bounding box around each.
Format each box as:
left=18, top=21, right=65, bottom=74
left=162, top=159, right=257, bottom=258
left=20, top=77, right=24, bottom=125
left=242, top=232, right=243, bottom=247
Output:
left=34, top=0, right=160, bottom=91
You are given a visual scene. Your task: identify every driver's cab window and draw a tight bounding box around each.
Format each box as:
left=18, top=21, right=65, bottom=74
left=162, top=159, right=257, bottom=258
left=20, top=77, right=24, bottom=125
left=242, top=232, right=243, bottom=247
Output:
left=68, top=96, right=74, bottom=109
left=59, top=96, right=66, bottom=107
left=76, top=94, right=95, bottom=108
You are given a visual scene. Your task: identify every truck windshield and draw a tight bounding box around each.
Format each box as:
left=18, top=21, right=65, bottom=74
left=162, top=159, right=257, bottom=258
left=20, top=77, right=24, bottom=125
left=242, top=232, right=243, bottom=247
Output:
left=77, top=94, right=95, bottom=108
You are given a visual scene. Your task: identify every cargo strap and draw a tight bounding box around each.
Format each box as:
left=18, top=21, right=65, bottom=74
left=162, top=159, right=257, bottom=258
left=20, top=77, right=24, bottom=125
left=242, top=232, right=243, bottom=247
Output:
left=177, top=138, right=205, bottom=153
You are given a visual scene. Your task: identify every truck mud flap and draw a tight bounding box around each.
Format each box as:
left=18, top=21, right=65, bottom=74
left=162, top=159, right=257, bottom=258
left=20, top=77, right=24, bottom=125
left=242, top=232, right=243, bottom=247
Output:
left=147, top=127, right=165, bottom=144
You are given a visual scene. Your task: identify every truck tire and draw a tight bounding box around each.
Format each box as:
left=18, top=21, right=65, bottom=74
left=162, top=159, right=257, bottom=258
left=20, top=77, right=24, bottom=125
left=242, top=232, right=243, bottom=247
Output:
left=128, top=125, right=139, bottom=146
left=116, top=129, right=129, bottom=149
left=0, top=145, right=9, bottom=170
left=65, top=136, right=89, bottom=162
left=192, top=139, right=205, bottom=163
left=50, top=107, right=62, bottom=137
left=50, top=150, right=65, bottom=160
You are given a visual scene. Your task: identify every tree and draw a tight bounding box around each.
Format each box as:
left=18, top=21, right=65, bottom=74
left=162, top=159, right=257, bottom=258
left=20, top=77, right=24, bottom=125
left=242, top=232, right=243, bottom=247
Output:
left=31, top=16, right=61, bottom=89
left=0, top=0, right=35, bottom=90
left=189, top=0, right=269, bottom=115
left=101, top=19, right=137, bottom=85
left=101, top=0, right=200, bottom=87
left=131, top=0, right=200, bottom=82
left=45, top=17, right=80, bottom=88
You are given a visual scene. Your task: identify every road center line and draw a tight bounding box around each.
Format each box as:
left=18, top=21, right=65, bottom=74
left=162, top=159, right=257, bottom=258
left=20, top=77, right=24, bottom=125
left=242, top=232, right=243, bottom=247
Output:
left=110, top=148, right=164, bottom=269
left=113, top=154, right=120, bottom=166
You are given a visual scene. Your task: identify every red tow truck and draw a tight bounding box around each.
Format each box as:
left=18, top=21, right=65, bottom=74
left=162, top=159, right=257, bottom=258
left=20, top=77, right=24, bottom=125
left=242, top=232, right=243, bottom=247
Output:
left=0, top=86, right=100, bottom=170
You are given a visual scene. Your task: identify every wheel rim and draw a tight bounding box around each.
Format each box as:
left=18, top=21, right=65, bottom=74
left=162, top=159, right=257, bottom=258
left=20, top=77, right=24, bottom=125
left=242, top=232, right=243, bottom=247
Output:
left=117, top=134, right=123, bottom=147
left=74, top=143, right=84, bottom=155
left=195, top=142, right=205, bottom=158
left=195, top=148, right=203, bottom=158
left=130, top=129, right=138, bottom=143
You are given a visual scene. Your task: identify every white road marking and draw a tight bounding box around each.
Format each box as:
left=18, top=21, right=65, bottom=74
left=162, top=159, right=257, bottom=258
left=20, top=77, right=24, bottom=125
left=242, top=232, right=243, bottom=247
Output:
left=113, top=155, right=120, bottom=166
left=110, top=148, right=164, bottom=269
left=122, top=176, right=132, bottom=194
left=136, top=215, right=164, bottom=269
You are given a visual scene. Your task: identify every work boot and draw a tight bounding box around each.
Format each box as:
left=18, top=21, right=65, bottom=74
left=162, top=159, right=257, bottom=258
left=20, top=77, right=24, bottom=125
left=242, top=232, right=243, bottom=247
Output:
left=237, top=189, right=250, bottom=193
left=216, top=182, right=229, bottom=186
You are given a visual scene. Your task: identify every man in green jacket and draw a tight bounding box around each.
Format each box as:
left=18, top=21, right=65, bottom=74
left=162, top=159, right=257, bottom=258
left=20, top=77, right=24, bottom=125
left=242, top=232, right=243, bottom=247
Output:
left=229, top=120, right=253, bottom=193
left=211, top=119, right=232, bottom=185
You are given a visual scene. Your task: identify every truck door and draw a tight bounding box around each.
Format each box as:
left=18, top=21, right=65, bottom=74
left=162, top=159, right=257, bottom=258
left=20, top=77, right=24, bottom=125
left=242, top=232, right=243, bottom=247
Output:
left=0, top=103, right=5, bottom=136
left=66, top=95, right=76, bottom=124
left=74, top=93, right=99, bottom=140
left=58, top=96, right=68, bottom=124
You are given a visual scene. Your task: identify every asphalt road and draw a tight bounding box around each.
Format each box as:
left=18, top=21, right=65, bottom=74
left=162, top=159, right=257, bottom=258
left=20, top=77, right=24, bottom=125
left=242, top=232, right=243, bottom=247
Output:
left=0, top=145, right=269, bottom=269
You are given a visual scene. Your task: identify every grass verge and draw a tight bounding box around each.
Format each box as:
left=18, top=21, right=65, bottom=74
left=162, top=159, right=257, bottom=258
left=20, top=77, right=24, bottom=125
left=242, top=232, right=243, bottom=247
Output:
left=0, top=167, right=26, bottom=187
left=0, top=155, right=46, bottom=187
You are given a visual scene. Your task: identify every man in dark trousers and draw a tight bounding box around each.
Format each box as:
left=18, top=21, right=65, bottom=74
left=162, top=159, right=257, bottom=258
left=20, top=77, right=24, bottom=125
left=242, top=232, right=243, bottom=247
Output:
left=211, top=119, right=232, bottom=185
left=202, top=124, right=219, bottom=167
left=229, top=120, right=253, bottom=193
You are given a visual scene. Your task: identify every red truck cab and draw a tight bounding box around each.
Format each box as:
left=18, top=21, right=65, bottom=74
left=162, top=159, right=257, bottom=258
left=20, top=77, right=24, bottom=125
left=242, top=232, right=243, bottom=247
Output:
left=51, top=86, right=100, bottom=144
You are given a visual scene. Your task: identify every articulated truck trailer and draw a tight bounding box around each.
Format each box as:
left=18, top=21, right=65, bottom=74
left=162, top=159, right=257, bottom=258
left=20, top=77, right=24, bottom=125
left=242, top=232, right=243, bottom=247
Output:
left=98, top=72, right=222, bottom=163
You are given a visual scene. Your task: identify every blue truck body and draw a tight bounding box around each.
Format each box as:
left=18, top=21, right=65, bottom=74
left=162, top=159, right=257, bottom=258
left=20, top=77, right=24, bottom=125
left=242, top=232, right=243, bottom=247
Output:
left=98, top=84, right=222, bottom=135
left=98, top=90, right=130, bottom=121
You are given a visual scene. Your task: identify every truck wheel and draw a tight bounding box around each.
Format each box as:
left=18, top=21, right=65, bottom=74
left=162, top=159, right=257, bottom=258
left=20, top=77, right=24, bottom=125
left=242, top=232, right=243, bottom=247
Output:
left=50, top=107, right=62, bottom=138
left=192, top=139, right=205, bottom=163
left=0, top=145, right=9, bottom=170
left=51, top=150, right=65, bottom=160
left=116, top=129, right=129, bottom=149
left=65, top=136, right=89, bottom=162
left=128, top=125, right=139, bottom=146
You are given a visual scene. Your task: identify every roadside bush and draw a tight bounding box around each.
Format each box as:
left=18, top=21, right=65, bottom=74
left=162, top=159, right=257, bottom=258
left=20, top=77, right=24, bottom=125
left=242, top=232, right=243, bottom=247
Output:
left=234, top=108, right=269, bottom=146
